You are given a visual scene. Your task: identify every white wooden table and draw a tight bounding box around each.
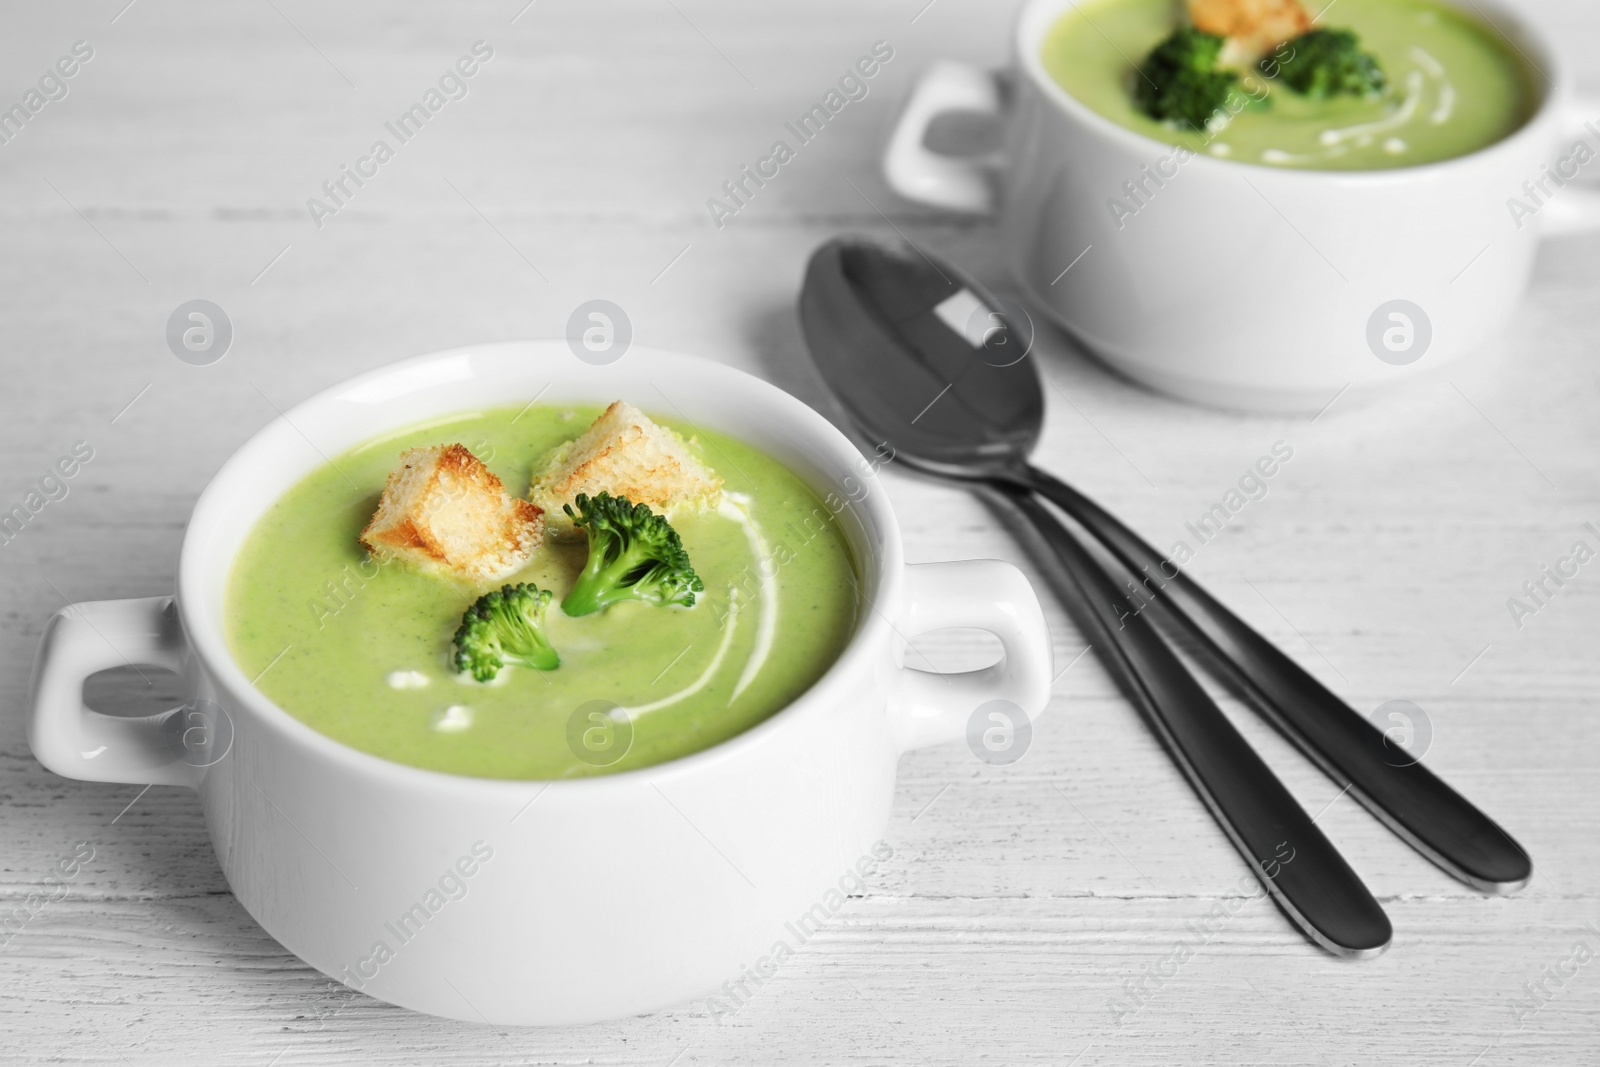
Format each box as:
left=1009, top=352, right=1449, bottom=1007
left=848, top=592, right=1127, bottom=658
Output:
left=3, top=1, right=1597, bottom=1062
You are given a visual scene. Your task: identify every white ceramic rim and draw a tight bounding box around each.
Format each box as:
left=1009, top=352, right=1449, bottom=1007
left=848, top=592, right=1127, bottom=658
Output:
left=1013, top=0, right=1569, bottom=181
left=175, top=342, right=900, bottom=796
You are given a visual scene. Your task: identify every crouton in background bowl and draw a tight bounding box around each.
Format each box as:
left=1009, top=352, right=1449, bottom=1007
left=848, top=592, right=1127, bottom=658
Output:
left=25, top=341, right=1053, bottom=1026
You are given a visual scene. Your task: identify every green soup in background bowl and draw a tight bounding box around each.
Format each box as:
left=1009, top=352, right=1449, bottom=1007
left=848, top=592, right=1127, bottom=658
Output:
left=1040, top=0, right=1537, bottom=171
left=226, top=403, right=860, bottom=780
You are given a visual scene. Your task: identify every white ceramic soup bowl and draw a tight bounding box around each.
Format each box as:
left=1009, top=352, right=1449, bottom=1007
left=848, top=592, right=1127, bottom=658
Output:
left=26, top=342, right=1052, bottom=1026
left=884, top=0, right=1600, bottom=411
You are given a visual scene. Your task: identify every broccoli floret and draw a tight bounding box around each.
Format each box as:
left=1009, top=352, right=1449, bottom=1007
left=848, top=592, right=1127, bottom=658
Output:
left=1134, top=28, right=1243, bottom=131
left=561, top=492, right=704, bottom=617
left=452, top=583, right=560, bottom=681
left=1264, top=29, right=1385, bottom=99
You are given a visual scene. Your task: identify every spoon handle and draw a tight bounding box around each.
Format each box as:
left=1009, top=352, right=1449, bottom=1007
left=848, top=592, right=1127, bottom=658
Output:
left=1022, top=466, right=1532, bottom=893
left=983, top=483, right=1391, bottom=956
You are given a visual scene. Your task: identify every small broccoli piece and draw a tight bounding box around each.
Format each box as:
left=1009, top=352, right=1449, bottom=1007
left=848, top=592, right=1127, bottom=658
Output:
left=1264, top=29, right=1385, bottom=99
left=452, top=583, right=560, bottom=682
left=1134, top=28, right=1243, bottom=131
left=561, top=492, right=704, bottom=617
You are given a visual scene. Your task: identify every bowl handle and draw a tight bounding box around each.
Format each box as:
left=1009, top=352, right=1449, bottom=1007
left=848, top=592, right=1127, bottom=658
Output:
left=882, top=61, right=1005, bottom=215
left=28, top=596, right=201, bottom=788
left=1540, top=94, right=1600, bottom=236
left=889, top=560, right=1053, bottom=753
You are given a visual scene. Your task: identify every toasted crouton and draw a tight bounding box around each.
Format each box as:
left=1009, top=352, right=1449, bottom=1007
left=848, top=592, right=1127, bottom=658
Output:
left=529, top=401, right=722, bottom=532
left=360, top=444, right=543, bottom=582
left=1189, top=0, right=1310, bottom=64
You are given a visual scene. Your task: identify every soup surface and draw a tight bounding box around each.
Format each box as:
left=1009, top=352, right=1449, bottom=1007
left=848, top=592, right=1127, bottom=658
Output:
left=1041, top=0, right=1535, bottom=170
left=226, top=404, right=859, bottom=779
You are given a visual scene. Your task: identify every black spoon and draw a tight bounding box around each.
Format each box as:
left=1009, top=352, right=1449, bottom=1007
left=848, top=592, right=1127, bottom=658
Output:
left=798, top=235, right=1531, bottom=946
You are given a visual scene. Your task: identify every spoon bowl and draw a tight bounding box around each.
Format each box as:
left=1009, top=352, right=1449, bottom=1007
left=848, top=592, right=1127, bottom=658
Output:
left=798, top=236, right=1041, bottom=479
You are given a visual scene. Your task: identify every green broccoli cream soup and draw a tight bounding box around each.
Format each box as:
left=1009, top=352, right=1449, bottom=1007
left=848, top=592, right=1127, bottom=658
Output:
left=226, top=404, right=860, bottom=780
left=1041, top=0, right=1535, bottom=170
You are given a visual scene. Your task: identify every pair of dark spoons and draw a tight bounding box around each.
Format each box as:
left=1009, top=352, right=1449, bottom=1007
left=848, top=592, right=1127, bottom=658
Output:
left=798, top=236, right=1530, bottom=957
